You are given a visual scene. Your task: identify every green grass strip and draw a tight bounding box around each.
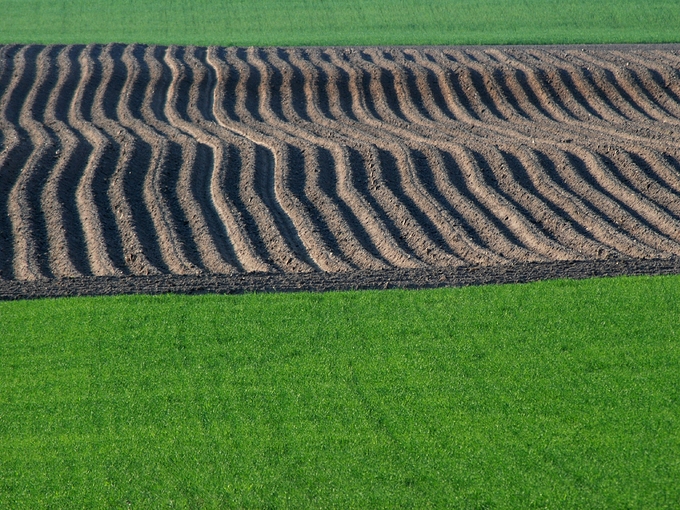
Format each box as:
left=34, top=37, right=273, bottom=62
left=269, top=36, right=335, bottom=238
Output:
left=1, top=274, right=679, bottom=507
left=1, top=0, right=680, bottom=46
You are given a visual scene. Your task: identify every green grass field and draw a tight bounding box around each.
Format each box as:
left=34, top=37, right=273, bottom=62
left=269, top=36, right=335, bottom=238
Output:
left=1, top=0, right=680, bottom=46
left=1, top=275, right=680, bottom=507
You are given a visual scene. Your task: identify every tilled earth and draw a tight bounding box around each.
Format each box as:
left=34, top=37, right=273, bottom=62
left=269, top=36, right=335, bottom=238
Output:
left=2, top=43, right=680, bottom=299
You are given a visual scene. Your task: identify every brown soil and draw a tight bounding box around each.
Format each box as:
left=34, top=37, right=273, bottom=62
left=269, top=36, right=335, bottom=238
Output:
left=2, top=43, right=680, bottom=299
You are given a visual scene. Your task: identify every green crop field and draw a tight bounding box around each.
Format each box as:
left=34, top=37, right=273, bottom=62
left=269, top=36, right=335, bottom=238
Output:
left=2, top=276, right=680, bottom=507
left=0, top=0, right=679, bottom=46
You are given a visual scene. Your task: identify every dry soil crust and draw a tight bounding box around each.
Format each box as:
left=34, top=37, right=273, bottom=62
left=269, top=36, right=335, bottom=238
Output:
left=2, top=43, right=680, bottom=298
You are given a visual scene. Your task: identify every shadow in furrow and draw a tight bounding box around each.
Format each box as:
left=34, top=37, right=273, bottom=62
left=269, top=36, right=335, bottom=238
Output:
left=378, top=149, right=456, bottom=256
left=564, top=151, right=673, bottom=241
left=624, top=67, right=677, bottom=118
left=130, top=45, right=204, bottom=270
left=77, top=45, right=128, bottom=273
left=555, top=68, right=602, bottom=120
left=471, top=150, right=563, bottom=247
left=500, top=150, right=599, bottom=243
left=51, top=45, right=92, bottom=275
left=402, top=53, right=458, bottom=121
left=234, top=48, right=264, bottom=122
left=218, top=50, right=241, bottom=122
left=253, top=145, right=318, bottom=269
left=411, top=149, right=492, bottom=250
left=410, top=148, right=492, bottom=251
left=315, top=146, right=389, bottom=264
left=661, top=154, right=680, bottom=191
left=511, top=68, right=559, bottom=120
left=286, top=144, right=349, bottom=262
left=10, top=45, right=62, bottom=279
left=189, top=141, right=243, bottom=267
left=352, top=57, right=382, bottom=122
left=600, top=67, right=655, bottom=120
left=437, top=64, right=479, bottom=120
left=464, top=67, right=507, bottom=120
left=221, top=144, right=275, bottom=265
left=297, top=49, right=332, bottom=120
left=392, top=55, right=433, bottom=121
left=0, top=46, right=41, bottom=278
left=599, top=153, right=680, bottom=223
left=646, top=68, right=680, bottom=111
left=256, top=49, right=285, bottom=121
left=346, top=147, right=419, bottom=259
left=440, top=151, right=527, bottom=253
left=534, top=150, right=620, bottom=232
left=275, top=48, right=310, bottom=122
left=491, top=69, right=531, bottom=119
left=573, top=65, right=630, bottom=120
left=360, top=51, right=409, bottom=123
left=318, top=51, right=357, bottom=121
left=163, top=139, right=206, bottom=267
left=104, top=44, right=168, bottom=273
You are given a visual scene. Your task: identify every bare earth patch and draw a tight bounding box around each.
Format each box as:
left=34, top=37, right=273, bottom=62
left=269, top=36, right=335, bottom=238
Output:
left=2, top=43, right=680, bottom=298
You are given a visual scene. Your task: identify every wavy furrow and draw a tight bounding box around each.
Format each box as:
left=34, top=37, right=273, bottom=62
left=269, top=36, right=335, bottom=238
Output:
left=267, top=47, right=425, bottom=268
left=362, top=49, right=599, bottom=259
left=115, top=44, right=202, bottom=275
left=70, top=44, right=127, bottom=276
left=397, top=49, right=680, bottom=257
left=40, top=45, right=92, bottom=278
left=7, top=45, right=57, bottom=280
left=326, top=49, right=574, bottom=261
left=141, top=45, right=244, bottom=274
left=165, top=45, right=296, bottom=272
left=0, top=45, right=28, bottom=278
left=260, top=49, right=393, bottom=270
left=224, top=47, right=350, bottom=271
left=2, top=44, right=680, bottom=285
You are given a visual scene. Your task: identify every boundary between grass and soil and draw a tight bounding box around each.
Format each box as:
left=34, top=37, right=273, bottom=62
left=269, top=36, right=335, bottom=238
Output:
left=2, top=257, right=680, bottom=301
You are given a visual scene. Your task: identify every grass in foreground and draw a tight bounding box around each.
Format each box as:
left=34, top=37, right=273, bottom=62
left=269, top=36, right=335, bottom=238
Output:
left=1, top=0, right=679, bottom=46
left=1, top=275, right=679, bottom=507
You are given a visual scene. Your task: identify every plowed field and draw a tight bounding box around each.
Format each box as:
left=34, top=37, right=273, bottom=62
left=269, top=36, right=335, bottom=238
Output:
left=2, top=43, right=680, bottom=298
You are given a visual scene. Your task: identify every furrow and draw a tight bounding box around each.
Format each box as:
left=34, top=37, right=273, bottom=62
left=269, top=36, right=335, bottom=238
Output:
left=357, top=49, right=545, bottom=262
left=329, top=49, right=574, bottom=262
left=569, top=146, right=680, bottom=254
left=233, top=47, right=354, bottom=271
left=607, top=148, right=680, bottom=219
left=165, top=45, right=296, bottom=272
left=220, top=46, right=408, bottom=265
left=390, top=50, right=674, bottom=256
left=70, top=44, right=127, bottom=276
left=608, top=50, right=680, bottom=120
left=566, top=50, right=676, bottom=124
left=319, top=47, right=531, bottom=262
left=508, top=146, right=649, bottom=259
left=91, top=44, right=164, bottom=275
left=483, top=49, right=680, bottom=149
left=7, top=45, right=58, bottom=280
left=143, top=45, right=244, bottom=274
left=40, top=45, right=92, bottom=277
left=245, top=48, right=391, bottom=270
left=312, top=49, right=478, bottom=266
left=118, top=44, right=202, bottom=275
left=273, top=47, right=425, bottom=268
left=480, top=48, right=580, bottom=123
left=0, top=45, right=28, bottom=279
left=536, top=145, right=672, bottom=258
left=3, top=44, right=680, bottom=287
left=525, top=49, right=633, bottom=124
